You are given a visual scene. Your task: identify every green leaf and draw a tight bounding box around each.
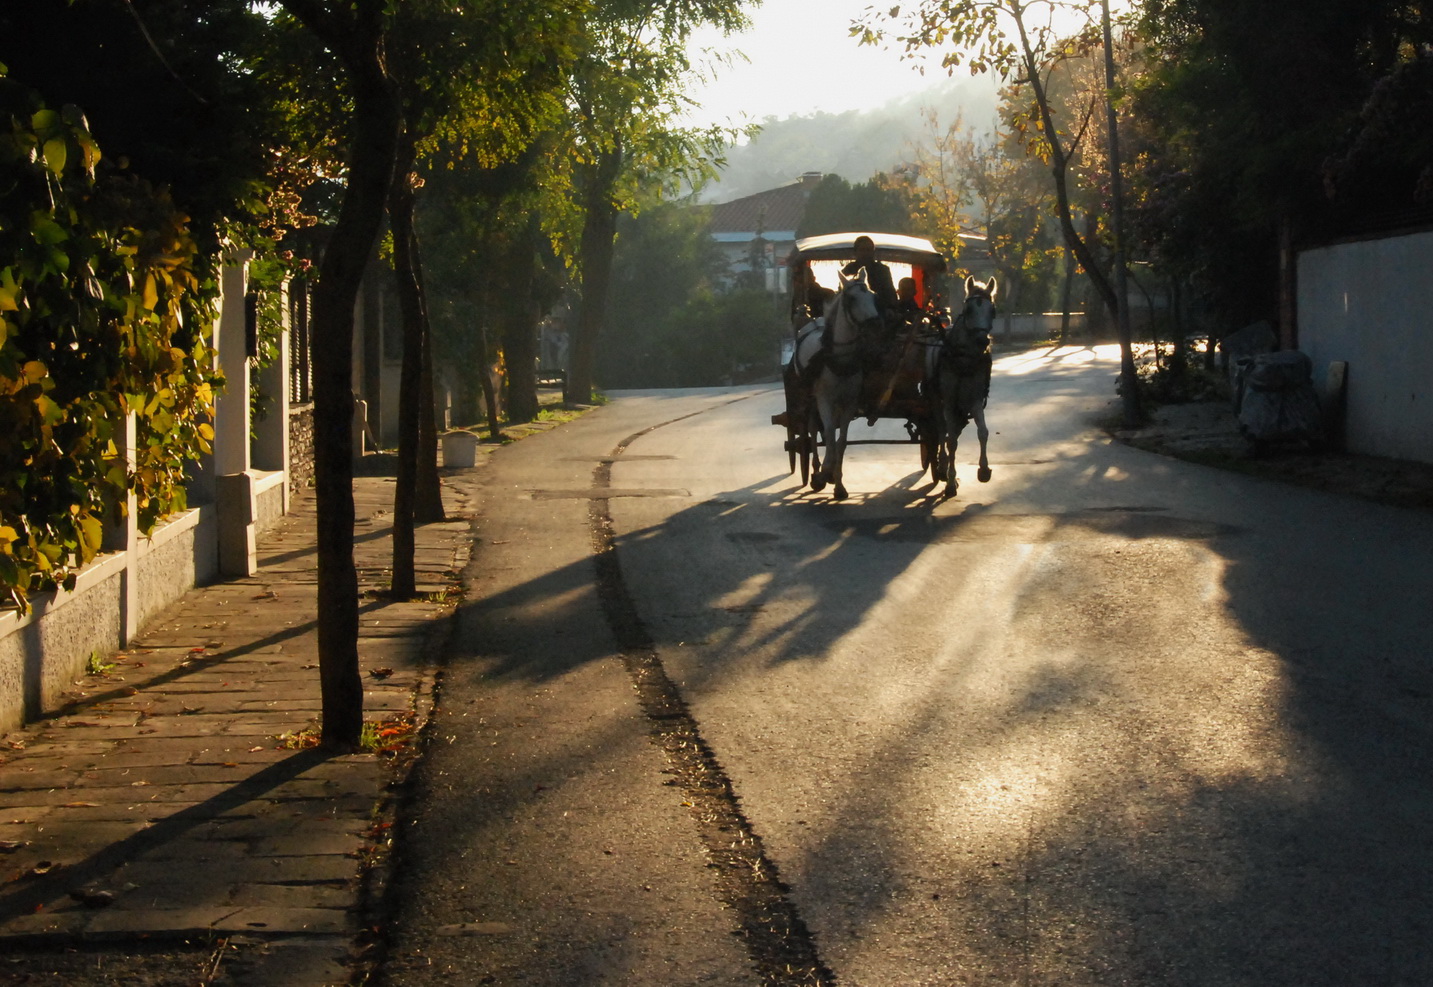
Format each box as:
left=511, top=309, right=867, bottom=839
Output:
left=42, top=137, right=67, bottom=175
left=34, top=394, right=64, bottom=426
left=30, top=214, right=67, bottom=245
left=0, top=553, right=23, bottom=594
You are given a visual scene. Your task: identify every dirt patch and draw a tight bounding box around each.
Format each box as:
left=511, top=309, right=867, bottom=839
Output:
left=1111, top=399, right=1433, bottom=514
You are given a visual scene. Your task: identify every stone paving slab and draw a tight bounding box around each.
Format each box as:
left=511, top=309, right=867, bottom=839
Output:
left=0, top=471, right=475, bottom=982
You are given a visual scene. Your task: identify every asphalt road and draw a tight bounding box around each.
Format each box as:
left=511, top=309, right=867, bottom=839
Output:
left=379, top=344, right=1433, bottom=986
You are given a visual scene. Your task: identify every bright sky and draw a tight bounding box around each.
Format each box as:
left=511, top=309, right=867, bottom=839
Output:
left=682, top=1, right=945, bottom=128
left=682, top=0, right=1130, bottom=129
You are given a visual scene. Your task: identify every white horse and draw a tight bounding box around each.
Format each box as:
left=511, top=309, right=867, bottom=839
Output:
left=791, top=271, right=881, bottom=500
left=933, top=275, right=997, bottom=497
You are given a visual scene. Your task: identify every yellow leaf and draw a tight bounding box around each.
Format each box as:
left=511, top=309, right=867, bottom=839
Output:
left=0, top=271, right=19, bottom=312
left=141, top=272, right=158, bottom=311
left=77, top=515, right=103, bottom=563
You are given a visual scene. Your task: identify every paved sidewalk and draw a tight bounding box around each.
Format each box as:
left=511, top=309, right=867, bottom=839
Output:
left=0, top=466, right=475, bottom=984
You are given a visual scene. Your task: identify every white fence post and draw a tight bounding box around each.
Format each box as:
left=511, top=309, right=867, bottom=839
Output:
left=213, top=251, right=258, bottom=576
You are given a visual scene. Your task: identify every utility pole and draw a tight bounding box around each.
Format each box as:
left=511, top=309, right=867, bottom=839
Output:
left=1102, top=0, right=1139, bottom=427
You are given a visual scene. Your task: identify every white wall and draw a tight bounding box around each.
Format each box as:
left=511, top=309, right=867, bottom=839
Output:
left=1297, top=229, right=1433, bottom=464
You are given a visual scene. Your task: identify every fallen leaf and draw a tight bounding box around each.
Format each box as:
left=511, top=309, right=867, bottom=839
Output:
left=368, top=667, right=395, bottom=679
left=28, top=861, right=55, bottom=876
left=69, top=888, right=115, bottom=908
left=436, top=922, right=515, bottom=936
left=0, top=841, right=26, bottom=853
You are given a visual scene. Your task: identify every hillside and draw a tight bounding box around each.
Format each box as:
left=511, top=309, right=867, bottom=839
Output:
left=700, top=74, right=1001, bottom=203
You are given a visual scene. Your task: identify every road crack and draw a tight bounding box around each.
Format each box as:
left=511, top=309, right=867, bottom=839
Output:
left=588, top=402, right=836, bottom=986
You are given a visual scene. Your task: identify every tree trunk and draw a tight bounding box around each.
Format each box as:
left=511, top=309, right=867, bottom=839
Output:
left=1100, top=0, right=1140, bottom=426
left=281, top=0, right=400, bottom=749
left=388, top=132, right=422, bottom=600
left=476, top=323, right=501, bottom=438
left=1278, top=213, right=1297, bottom=350
left=564, top=147, right=622, bottom=405
left=415, top=311, right=444, bottom=522
left=1012, top=7, right=1136, bottom=421
left=501, top=221, right=540, bottom=424
left=1059, top=245, right=1076, bottom=342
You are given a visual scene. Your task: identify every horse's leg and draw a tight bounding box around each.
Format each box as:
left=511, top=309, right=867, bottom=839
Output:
left=939, top=372, right=962, bottom=496
left=809, top=380, right=833, bottom=492
left=974, top=399, right=991, bottom=483
left=830, top=414, right=850, bottom=500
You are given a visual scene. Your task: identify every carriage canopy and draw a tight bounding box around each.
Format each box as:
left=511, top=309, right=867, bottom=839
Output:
left=789, top=232, right=948, bottom=311
left=789, top=232, right=948, bottom=270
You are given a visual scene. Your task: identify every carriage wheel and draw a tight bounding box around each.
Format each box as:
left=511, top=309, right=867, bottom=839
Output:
left=795, top=427, right=812, bottom=486
left=781, top=363, right=803, bottom=478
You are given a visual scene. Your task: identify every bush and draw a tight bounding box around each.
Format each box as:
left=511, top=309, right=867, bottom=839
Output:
left=0, top=79, right=220, bottom=611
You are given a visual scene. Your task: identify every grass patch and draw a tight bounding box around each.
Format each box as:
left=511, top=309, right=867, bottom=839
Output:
left=534, top=406, right=586, bottom=425
left=85, top=650, right=119, bottom=676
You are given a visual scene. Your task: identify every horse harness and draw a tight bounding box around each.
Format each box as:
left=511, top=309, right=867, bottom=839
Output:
left=814, top=287, right=869, bottom=378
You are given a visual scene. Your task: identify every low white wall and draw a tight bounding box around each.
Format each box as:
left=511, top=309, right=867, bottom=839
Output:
left=1298, top=229, right=1433, bottom=464
left=1000, top=312, right=1086, bottom=341
left=254, top=469, right=288, bottom=534
left=0, top=506, right=218, bottom=732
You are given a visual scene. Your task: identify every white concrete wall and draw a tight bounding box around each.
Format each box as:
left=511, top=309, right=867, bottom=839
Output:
left=0, top=507, right=217, bottom=732
left=1298, top=230, right=1433, bottom=464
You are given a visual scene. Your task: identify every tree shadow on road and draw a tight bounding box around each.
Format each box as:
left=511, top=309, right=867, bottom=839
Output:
left=422, top=375, right=1433, bottom=986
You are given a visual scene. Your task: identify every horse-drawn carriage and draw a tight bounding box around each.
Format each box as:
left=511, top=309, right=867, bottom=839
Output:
left=773, top=232, right=995, bottom=499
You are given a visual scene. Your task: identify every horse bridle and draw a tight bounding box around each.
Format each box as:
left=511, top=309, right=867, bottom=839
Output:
left=943, top=290, right=994, bottom=367
left=958, top=289, right=995, bottom=335
left=836, top=280, right=879, bottom=334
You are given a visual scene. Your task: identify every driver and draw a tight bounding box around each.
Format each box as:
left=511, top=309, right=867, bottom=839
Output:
left=841, top=235, right=898, bottom=316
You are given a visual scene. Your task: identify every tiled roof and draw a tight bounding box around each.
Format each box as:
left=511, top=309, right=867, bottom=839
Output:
left=709, top=181, right=812, bottom=235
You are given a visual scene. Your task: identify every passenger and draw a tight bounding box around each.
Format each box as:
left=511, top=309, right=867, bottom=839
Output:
left=895, top=277, right=921, bottom=320
left=791, top=262, right=834, bottom=329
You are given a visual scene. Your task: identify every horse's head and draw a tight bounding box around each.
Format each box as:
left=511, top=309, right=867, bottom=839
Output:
left=959, top=275, right=998, bottom=336
left=834, top=269, right=881, bottom=335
